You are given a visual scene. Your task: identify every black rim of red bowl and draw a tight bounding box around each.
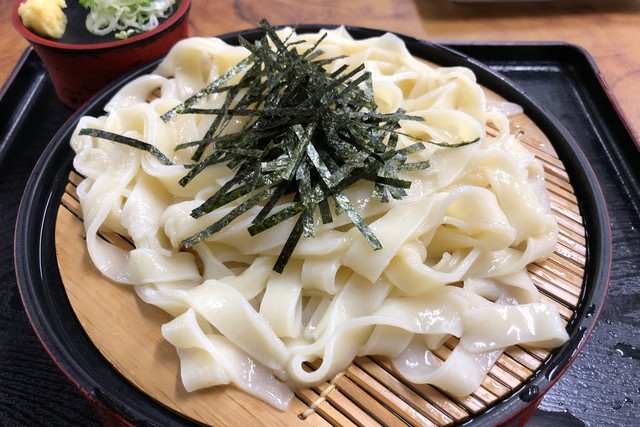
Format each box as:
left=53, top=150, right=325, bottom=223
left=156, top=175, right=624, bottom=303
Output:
left=12, top=0, right=190, bottom=50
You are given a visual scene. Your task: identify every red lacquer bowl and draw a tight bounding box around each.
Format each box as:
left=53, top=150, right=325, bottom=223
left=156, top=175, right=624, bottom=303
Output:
left=11, top=0, right=191, bottom=108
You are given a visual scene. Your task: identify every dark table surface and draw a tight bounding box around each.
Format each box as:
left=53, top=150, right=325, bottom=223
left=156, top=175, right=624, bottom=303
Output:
left=1, top=46, right=639, bottom=427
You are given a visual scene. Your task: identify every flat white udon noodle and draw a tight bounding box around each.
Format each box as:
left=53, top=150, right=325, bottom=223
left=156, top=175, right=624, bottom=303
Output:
left=70, top=27, right=569, bottom=410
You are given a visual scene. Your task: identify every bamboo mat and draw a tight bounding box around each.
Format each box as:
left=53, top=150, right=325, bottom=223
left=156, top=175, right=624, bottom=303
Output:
left=55, top=112, right=586, bottom=426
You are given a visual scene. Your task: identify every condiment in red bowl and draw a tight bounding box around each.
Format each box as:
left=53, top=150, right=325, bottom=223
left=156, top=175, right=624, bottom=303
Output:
left=11, top=0, right=191, bottom=109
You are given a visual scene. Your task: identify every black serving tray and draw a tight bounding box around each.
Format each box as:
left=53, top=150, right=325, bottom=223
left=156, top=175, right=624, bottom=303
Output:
left=1, top=43, right=639, bottom=426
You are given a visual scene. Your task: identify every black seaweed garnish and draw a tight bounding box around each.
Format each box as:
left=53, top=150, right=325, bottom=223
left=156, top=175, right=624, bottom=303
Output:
left=81, top=19, right=477, bottom=272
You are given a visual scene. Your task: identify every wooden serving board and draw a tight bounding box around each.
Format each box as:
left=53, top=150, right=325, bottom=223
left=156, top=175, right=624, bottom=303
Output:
left=55, top=111, right=586, bottom=426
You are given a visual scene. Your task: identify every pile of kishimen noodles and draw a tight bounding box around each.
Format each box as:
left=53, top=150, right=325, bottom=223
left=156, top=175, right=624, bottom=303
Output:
left=70, top=22, right=569, bottom=410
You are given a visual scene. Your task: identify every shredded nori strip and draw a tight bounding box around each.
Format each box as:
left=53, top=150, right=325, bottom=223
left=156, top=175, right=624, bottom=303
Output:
left=81, top=19, right=478, bottom=273
left=78, top=128, right=174, bottom=166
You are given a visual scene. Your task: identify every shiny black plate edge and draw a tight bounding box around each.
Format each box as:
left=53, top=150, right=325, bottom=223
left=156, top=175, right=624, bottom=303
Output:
left=13, top=26, right=612, bottom=427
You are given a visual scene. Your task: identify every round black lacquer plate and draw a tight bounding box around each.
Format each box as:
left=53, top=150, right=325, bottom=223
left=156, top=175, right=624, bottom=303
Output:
left=15, top=25, right=611, bottom=426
